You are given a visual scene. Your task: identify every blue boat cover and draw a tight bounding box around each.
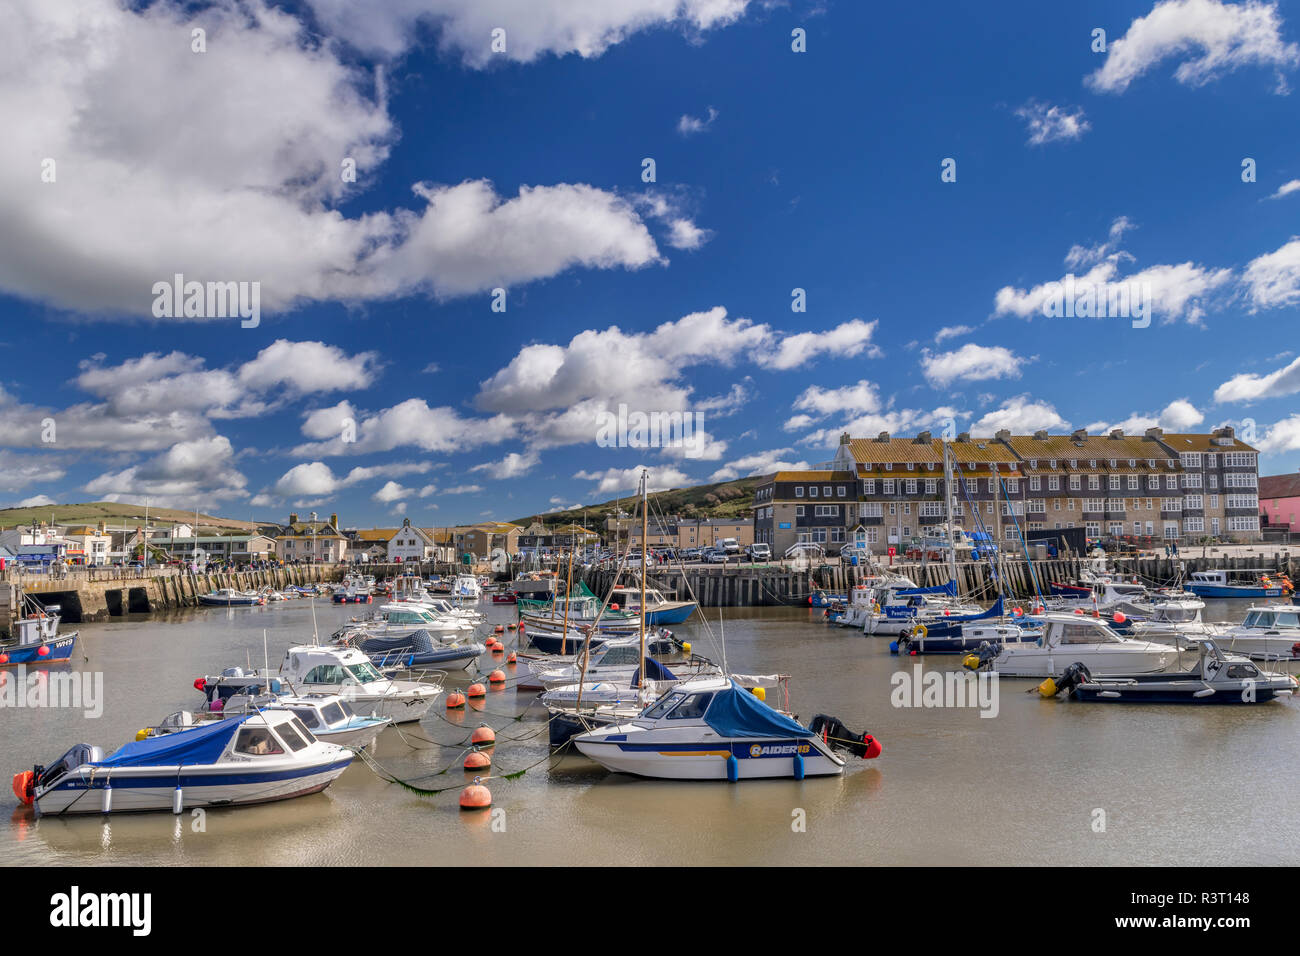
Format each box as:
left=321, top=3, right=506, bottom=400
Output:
left=704, top=681, right=809, bottom=739
left=630, top=658, right=676, bottom=684
left=897, top=580, right=957, bottom=597
left=95, top=715, right=250, bottom=768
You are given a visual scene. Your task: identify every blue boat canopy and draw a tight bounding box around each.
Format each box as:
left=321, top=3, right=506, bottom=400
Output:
left=704, top=681, right=810, bottom=739
left=631, top=658, right=676, bottom=685
left=95, top=715, right=250, bottom=768
left=897, top=580, right=957, bottom=597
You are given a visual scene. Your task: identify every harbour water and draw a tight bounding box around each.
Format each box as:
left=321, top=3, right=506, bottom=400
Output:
left=5, top=599, right=1300, bottom=866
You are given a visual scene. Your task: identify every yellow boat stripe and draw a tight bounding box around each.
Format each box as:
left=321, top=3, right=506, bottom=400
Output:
left=657, top=750, right=732, bottom=757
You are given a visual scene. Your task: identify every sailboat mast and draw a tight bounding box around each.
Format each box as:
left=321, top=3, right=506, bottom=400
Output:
left=639, top=470, right=648, bottom=689
left=944, top=441, right=959, bottom=596
left=560, top=542, right=574, bottom=655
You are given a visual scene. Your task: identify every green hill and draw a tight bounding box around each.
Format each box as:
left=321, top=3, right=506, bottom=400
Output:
left=0, top=501, right=263, bottom=534
left=513, top=476, right=763, bottom=527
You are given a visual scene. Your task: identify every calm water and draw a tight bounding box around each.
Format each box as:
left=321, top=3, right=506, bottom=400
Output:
left=5, top=598, right=1300, bottom=866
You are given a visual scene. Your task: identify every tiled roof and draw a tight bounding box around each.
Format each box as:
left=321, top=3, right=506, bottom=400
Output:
left=1162, top=432, right=1256, bottom=452
left=844, top=438, right=942, bottom=465
left=1260, top=473, right=1300, bottom=499
left=773, top=470, right=855, bottom=481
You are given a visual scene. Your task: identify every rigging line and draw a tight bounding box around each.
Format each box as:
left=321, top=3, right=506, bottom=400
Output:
left=997, top=471, right=1046, bottom=608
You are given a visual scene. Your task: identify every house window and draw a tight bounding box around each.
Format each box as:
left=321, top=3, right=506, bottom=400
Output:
left=1127, top=476, right=1138, bottom=490
left=823, top=486, right=832, bottom=497
left=905, top=479, right=917, bottom=494
left=1030, top=476, right=1041, bottom=491
left=795, top=486, right=804, bottom=497
left=1048, top=476, right=1059, bottom=491
left=863, top=479, right=876, bottom=494
left=883, top=480, right=895, bottom=495
left=810, top=487, right=818, bottom=498
left=795, top=506, right=805, bottom=517
left=837, top=486, right=846, bottom=497
left=1069, top=475, right=1080, bottom=491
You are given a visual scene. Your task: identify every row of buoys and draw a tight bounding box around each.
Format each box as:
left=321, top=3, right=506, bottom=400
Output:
left=460, top=723, right=496, bottom=809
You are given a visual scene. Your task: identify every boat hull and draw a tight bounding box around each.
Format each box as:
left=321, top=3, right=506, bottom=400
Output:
left=1, top=633, right=77, bottom=665
left=34, top=757, right=353, bottom=815
left=575, top=736, right=844, bottom=779
left=1185, top=584, right=1283, bottom=599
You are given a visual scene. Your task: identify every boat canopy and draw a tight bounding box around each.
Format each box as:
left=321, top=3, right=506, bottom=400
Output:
left=896, top=580, right=957, bottom=597
left=96, top=715, right=250, bottom=768
left=704, top=681, right=810, bottom=739
left=630, top=658, right=676, bottom=685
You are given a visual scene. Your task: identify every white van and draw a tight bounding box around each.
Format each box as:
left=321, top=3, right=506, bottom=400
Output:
left=720, top=538, right=740, bottom=555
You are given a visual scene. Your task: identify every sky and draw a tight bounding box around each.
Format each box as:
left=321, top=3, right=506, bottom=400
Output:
left=4, top=0, right=1300, bottom=528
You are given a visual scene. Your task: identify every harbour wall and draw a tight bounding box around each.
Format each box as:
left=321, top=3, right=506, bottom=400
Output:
left=583, top=552, right=1298, bottom=608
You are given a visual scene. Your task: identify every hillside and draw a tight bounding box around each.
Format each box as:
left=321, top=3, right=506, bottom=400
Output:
left=513, top=476, right=764, bottom=527
left=0, top=501, right=263, bottom=533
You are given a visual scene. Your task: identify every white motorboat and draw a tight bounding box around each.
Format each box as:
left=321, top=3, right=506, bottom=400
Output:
left=967, top=611, right=1174, bottom=677
left=15, top=711, right=353, bottom=815
left=451, top=574, right=482, bottom=602
left=161, top=691, right=391, bottom=749
left=1215, top=605, right=1300, bottom=664
left=573, top=677, right=879, bottom=780
left=279, top=645, right=443, bottom=723
left=198, top=588, right=265, bottom=607
left=334, top=603, right=474, bottom=642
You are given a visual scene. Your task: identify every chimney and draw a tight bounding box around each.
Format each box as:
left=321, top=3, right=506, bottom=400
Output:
left=1144, top=427, right=1163, bottom=439
left=289, top=512, right=299, bottom=525
left=97, top=520, right=106, bottom=534
left=1214, top=425, right=1234, bottom=439
left=916, top=430, right=931, bottom=443
left=875, top=431, right=890, bottom=442
left=995, top=429, right=1011, bottom=441
left=1071, top=428, right=1088, bottom=441
left=957, top=431, right=970, bottom=443
left=1109, top=429, right=1124, bottom=439
left=330, top=513, right=339, bottom=529
left=839, top=431, right=851, bottom=445
left=1033, top=429, right=1048, bottom=440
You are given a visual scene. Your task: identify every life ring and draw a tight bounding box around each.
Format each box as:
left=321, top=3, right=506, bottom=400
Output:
left=911, top=623, right=928, bottom=639
left=872, top=602, right=881, bottom=614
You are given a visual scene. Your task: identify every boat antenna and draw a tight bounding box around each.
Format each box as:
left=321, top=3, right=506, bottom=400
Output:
left=310, top=589, right=319, bottom=646
left=718, top=607, right=727, bottom=676
left=639, top=469, right=648, bottom=689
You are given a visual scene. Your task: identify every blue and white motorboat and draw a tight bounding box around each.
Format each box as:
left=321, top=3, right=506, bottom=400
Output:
left=1185, top=569, right=1286, bottom=599
left=14, top=712, right=353, bottom=815
left=1047, top=639, right=1296, bottom=704
left=198, top=589, right=265, bottom=607
left=573, top=677, right=879, bottom=780
left=894, top=615, right=1039, bottom=655
left=160, top=691, right=392, bottom=749
left=338, top=628, right=486, bottom=672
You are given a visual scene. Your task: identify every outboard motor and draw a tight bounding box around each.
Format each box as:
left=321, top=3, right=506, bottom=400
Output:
left=1041, top=661, right=1093, bottom=698
left=807, top=714, right=882, bottom=759
left=962, top=641, right=1000, bottom=672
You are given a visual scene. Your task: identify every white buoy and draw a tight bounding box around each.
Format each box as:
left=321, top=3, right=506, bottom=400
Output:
left=101, top=784, right=113, bottom=814
left=172, top=786, right=184, bottom=815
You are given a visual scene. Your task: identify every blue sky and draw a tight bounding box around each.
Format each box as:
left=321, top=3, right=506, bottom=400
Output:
left=4, top=0, right=1300, bottom=527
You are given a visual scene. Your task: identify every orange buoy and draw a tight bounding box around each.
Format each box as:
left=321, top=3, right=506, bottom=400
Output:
left=484, top=637, right=498, bottom=649
left=0, top=653, right=8, bottom=665
left=471, top=725, right=496, bottom=747
left=460, top=782, right=492, bottom=810
left=467, top=683, right=487, bottom=698
left=506, top=651, right=517, bottom=664
left=490, top=644, right=504, bottom=656
left=36, top=645, right=49, bottom=657
left=446, top=691, right=467, bottom=709
left=488, top=669, right=506, bottom=685
left=1073, top=608, right=1084, bottom=615
left=464, top=750, right=491, bottom=771
left=507, top=623, right=517, bottom=631
left=12, top=770, right=34, bottom=806
left=494, top=625, right=504, bottom=634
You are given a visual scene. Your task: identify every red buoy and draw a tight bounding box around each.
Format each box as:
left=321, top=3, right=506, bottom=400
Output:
left=1113, top=611, right=1127, bottom=624
left=506, top=651, right=517, bottom=664
left=467, top=683, right=487, bottom=698
left=464, top=750, right=491, bottom=771
left=1073, top=608, right=1084, bottom=615
left=488, top=669, right=506, bottom=685
left=446, top=691, right=467, bottom=709
left=862, top=735, right=883, bottom=759
left=494, top=625, right=504, bottom=634
left=490, top=644, right=504, bottom=656
left=0, top=653, right=9, bottom=665
left=36, top=645, right=49, bottom=657
left=460, top=782, right=492, bottom=810
left=471, top=725, right=496, bottom=747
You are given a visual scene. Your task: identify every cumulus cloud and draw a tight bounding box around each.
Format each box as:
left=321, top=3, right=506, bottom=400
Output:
left=1214, top=353, right=1300, bottom=402
left=708, top=449, right=810, bottom=482
left=573, top=466, right=691, bottom=495
left=677, top=106, right=719, bottom=136
left=920, top=344, right=1024, bottom=388
left=0, top=452, right=66, bottom=494
left=83, top=436, right=248, bottom=507
left=2, top=1, right=693, bottom=319
left=1015, top=100, right=1090, bottom=145
left=1086, top=0, right=1300, bottom=94
left=1087, top=399, right=1205, bottom=433
left=1269, top=180, right=1300, bottom=199
left=754, top=319, right=881, bottom=371
left=971, top=396, right=1069, bottom=435
left=1256, top=414, right=1300, bottom=452
left=471, top=451, right=542, bottom=480
left=1242, top=236, right=1300, bottom=310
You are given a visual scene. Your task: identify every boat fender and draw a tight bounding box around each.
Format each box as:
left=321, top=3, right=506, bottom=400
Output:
left=726, top=753, right=739, bottom=783
left=1037, top=677, right=1058, bottom=698
left=173, top=786, right=184, bottom=815
left=792, top=752, right=805, bottom=780
left=12, top=770, right=34, bottom=806
left=889, top=641, right=899, bottom=654
left=961, top=653, right=980, bottom=671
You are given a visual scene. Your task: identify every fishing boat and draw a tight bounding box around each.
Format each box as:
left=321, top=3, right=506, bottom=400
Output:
left=0, top=605, right=77, bottom=666
left=1185, top=569, right=1287, bottom=599
left=604, top=584, right=696, bottom=626
left=451, top=574, right=482, bottom=603
left=156, top=693, right=391, bottom=749
left=1045, top=640, right=1296, bottom=704
left=13, top=712, right=353, bottom=815
left=198, top=589, right=265, bottom=607
left=573, top=677, right=880, bottom=780
left=333, top=603, right=474, bottom=641
left=963, top=611, right=1174, bottom=677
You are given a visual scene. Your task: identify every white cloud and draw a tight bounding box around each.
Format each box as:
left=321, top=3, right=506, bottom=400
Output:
left=268, top=460, right=431, bottom=501
left=1087, top=399, right=1205, bottom=433
left=237, top=340, right=383, bottom=394
left=934, top=325, right=974, bottom=344
left=14, top=494, right=57, bottom=508
left=83, top=436, right=247, bottom=507
left=471, top=451, right=541, bottom=480
left=1257, top=414, right=1300, bottom=452
left=1242, top=236, right=1300, bottom=310
left=304, top=0, right=753, bottom=62
left=755, top=319, right=881, bottom=371
left=677, top=106, right=719, bottom=136
left=372, top=480, right=413, bottom=504
left=1015, top=100, right=1090, bottom=145
left=708, top=449, right=810, bottom=482
left=1065, top=217, right=1135, bottom=270
left=573, top=466, right=691, bottom=495
left=920, top=344, right=1023, bottom=388
left=0, top=452, right=66, bottom=494
left=1086, top=0, right=1300, bottom=94
left=1214, top=353, right=1300, bottom=402
left=972, top=396, right=1069, bottom=435
left=2, top=2, right=687, bottom=318
left=792, top=381, right=884, bottom=418
left=1270, top=179, right=1300, bottom=199
left=293, top=399, right=514, bottom=456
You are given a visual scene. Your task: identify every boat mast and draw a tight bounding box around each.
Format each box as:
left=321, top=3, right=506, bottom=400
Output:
left=944, top=440, right=959, bottom=597
left=639, top=470, right=648, bottom=689
left=560, top=541, right=574, bottom=656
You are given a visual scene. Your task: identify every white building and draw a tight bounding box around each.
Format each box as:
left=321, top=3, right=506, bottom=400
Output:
left=387, top=519, right=435, bottom=562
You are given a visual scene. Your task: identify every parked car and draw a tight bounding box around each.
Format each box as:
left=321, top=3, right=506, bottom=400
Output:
left=746, top=543, right=772, bottom=561
left=704, top=549, right=728, bottom=563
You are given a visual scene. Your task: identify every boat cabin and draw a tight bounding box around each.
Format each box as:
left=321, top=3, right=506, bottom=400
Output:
left=1237, top=607, right=1300, bottom=631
